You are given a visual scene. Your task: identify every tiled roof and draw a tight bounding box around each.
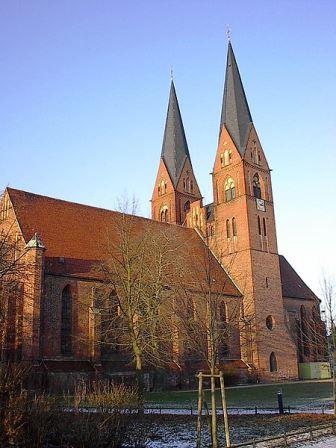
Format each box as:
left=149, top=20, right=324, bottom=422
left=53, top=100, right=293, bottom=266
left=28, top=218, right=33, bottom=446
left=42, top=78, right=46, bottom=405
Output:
left=279, top=255, right=319, bottom=301
left=220, top=42, right=253, bottom=156
left=7, top=188, right=241, bottom=297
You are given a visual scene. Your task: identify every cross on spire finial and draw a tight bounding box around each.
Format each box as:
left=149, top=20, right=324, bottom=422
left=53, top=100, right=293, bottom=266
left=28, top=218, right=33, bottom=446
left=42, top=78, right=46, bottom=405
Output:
left=170, top=66, right=174, bottom=82
left=226, top=25, right=231, bottom=42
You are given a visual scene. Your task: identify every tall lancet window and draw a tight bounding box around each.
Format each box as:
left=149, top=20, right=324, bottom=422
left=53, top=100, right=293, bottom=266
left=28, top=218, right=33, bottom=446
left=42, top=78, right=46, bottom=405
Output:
left=61, top=285, right=72, bottom=356
left=224, top=177, right=236, bottom=202
left=253, top=174, right=261, bottom=199
left=160, top=207, right=169, bottom=222
left=270, top=352, right=278, bottom=372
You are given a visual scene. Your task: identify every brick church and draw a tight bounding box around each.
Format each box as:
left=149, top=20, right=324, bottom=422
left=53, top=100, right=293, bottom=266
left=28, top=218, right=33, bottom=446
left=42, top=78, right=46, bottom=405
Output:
left=0, top=41, right=327, bottom=386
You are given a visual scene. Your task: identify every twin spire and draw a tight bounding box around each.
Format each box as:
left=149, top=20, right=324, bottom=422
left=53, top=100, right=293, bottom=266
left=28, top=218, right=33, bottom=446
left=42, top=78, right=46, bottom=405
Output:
left=161, top=41, right=252, bottom=183
left=161, top=81, right=192, bottom=187
left=220, top=41, right=253, bottom=155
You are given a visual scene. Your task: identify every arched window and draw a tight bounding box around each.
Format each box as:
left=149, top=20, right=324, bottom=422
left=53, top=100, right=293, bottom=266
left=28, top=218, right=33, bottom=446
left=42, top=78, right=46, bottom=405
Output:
left=61, top=286, right=72, bottom=356
left=220, top=302, right=227, bottom=324
left=232, top=217, right=237, bottom=237
left=101, top=292, right=119, bottom=356
left=253, top=174, right=261, bottom=199
left=270, top=352, right=277, bottom=372
left=184, top=200, right=190, bottom=213
left=160, top=207, right=169, bottom=222
left=257, top=216, right=262, bottom=235
left=158, top=180, right=166, bottom=196
left=219, top=302, right=229, bottom=358
left=190, top=180, right=194, bottom=193
left=263, top=218, right=267, bottom=236
left=186, top=177, right=190, bottom=192
left=224, top=177, right=236, bottom=202
left=226, top=219, right=231, bottom=239
left=224, top=149, right=230, bottom=166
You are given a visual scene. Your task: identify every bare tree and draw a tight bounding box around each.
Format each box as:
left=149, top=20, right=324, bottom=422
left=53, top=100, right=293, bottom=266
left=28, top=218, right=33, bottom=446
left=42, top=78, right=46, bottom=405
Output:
left=171, top=228, right=244, bottom=448
left=0, top=192, right=31, bottom=362
left=96, top=204, right=185, bottom=395
left=321, top=272, right=336, bottom=413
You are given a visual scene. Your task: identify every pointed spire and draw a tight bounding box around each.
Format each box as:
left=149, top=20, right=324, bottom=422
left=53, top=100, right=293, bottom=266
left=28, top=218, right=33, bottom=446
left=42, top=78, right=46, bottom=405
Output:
left=161, top=80, right=191, bottom=187
left=220, top=41, right=253, bottom=155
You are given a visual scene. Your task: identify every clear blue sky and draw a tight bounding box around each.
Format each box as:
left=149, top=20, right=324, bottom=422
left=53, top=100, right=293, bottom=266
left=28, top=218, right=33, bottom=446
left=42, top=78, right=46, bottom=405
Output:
left=1, top=0, right=335, bottom=296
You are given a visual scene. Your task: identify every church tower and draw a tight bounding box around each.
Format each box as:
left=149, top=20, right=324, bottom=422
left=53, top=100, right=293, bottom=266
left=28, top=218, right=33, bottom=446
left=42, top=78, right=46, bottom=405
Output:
left=151, top=81, right=202, bottom=224
left=212, top=42, right=298, bottom=379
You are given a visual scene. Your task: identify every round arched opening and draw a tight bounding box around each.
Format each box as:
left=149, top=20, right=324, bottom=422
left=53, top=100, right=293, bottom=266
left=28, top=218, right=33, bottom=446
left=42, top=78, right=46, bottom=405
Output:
left=266, top=315, right=275, bottom=331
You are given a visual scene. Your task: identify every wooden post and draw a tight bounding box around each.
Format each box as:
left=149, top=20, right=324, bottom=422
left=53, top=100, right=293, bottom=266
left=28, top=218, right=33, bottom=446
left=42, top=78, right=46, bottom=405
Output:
left=210, top=373, right=218, bottom=448
left=196, top=373, right=203, bottom=448
left=219, top=371, right=231, bottom=448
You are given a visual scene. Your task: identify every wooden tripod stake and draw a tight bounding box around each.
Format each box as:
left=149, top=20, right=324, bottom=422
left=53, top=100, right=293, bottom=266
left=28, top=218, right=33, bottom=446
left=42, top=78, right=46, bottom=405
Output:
left=196, top=371, right=231, bottom=448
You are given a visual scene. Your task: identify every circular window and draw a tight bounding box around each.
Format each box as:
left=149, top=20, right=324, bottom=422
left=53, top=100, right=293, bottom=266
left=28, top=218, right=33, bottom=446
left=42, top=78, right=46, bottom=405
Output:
left=266, top=315, right=275, bottom=330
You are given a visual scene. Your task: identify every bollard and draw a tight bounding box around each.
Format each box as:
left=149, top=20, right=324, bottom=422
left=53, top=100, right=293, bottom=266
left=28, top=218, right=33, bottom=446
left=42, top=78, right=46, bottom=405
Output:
left=277, top=391, right=284, bottom=415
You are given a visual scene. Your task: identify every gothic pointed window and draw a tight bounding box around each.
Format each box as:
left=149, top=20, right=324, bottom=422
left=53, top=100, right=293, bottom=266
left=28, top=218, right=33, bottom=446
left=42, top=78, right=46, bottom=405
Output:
left=224, top=149, right=231, bottom=166
left=270, top=352, right=277, bottom=372
left=101, top=291, right=119, bottom=356
left=224, top=177, right=236, bottom=202
left=184, top=201, right=190, bottom=213
left=263, top=218, right=267, bottom=236
left=219, top=302, right=229, bottom=358
left=226, top=219, right=231, bottom=239
left=158, top=180, right=166, bottom=196
left=253, top=174, right=261, bottom=199
left=61, top=286, right=72, bottom=356
left=190, top=180, right=194, bottom=193
left=160, top=207, right=169, bottom=222
left=232, top=217, right=237, bottom=236
left=257, top=216, right=262, bottom=235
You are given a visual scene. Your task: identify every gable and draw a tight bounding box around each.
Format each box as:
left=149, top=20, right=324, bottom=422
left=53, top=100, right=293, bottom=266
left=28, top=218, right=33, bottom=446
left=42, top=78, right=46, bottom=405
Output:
left=279, top=255, right=319, bottom=302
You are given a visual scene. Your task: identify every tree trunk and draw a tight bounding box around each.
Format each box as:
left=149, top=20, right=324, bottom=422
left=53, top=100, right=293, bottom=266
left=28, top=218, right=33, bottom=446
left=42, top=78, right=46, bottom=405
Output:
left=210, top=368, right=218, bottom=448
left=134, top=350, right=145, bottom=402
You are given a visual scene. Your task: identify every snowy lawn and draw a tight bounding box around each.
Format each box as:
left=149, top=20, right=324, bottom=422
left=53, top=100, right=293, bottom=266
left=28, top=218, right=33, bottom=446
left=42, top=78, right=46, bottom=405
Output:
left=293, top=436, right=336, bottom=447
left=144, top=413, right=335, bottom=447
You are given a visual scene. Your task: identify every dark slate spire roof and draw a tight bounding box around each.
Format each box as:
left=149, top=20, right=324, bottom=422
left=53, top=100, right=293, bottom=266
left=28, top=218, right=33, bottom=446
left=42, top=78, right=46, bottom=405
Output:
left=220, top=42, right=253, bottom=156
left=161, top=81, right=191, bottom=187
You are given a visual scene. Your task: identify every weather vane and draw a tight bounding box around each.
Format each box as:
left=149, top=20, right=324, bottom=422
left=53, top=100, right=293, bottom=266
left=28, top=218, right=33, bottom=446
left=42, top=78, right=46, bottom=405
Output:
left=226, top=25, right=231, bottom=42
left=170, top=66, right=174, bottom=81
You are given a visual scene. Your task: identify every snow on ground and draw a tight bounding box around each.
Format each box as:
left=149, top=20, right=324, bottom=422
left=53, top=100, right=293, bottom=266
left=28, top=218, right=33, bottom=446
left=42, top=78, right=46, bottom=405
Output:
left=148, top=435, right=336, bottom=448
left=293, top=436, right=336, bottom=447
left=145, top=406, right=333, bottom=415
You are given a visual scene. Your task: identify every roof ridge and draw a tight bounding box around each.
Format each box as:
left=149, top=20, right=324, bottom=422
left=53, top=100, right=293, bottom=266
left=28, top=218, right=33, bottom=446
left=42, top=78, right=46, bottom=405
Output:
left=7, top=187, right=198, bottom=233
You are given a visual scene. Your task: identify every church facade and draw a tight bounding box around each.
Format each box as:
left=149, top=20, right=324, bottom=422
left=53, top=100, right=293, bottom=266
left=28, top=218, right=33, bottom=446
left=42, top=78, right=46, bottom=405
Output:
left=151, top=41, right=327, bottom=379
left=0, top=42, right=327, bottom=387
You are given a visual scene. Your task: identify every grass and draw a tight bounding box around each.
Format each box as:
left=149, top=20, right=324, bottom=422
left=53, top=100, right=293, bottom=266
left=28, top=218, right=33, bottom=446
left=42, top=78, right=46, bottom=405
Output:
left=145, top=379, right=333, bottom=408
